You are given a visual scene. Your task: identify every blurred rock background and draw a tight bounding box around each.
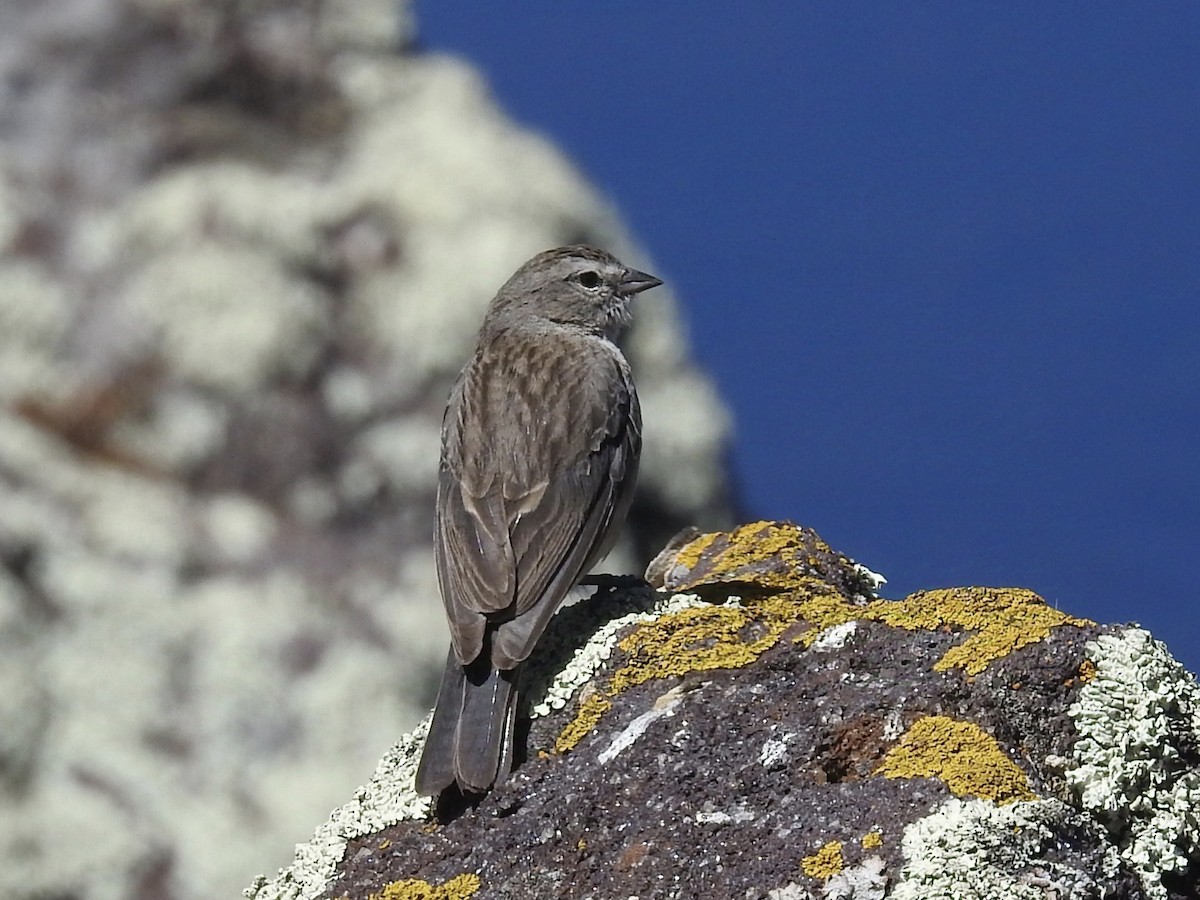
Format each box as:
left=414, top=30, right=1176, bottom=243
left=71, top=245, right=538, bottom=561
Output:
left=0, top=1, right=733, bottom=897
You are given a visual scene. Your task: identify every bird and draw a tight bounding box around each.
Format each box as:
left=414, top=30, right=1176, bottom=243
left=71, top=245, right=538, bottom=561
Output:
left=414, top=245, right=662, bottom=795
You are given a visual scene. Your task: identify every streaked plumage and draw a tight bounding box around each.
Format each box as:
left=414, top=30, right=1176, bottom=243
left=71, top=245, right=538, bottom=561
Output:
left=415, top=245, right=662, bottom=795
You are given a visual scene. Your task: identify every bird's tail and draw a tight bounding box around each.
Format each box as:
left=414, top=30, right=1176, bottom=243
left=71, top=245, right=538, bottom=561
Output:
left=414, top=647, right=518, bottom=795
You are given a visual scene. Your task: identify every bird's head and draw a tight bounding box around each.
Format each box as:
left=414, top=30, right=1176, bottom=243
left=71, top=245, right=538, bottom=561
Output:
left=488, top=245, right=662, bottom=339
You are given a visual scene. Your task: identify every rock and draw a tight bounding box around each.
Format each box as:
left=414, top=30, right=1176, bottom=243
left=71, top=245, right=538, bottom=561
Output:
left=0, top=2, right=733, bottom=897
left=251, top=522, right=1199, bottom=900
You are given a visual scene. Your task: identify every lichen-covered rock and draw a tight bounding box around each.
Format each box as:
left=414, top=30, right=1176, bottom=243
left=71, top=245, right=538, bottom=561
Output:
left=257, top=522, right=1198, bottom=900
left=0, top=2, right=732, bottom=898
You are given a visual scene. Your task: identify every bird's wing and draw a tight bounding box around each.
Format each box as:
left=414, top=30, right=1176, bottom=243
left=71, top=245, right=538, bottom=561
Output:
left=492, top=357, right=641, bottom=669
left=435, top=463, right=512, bottom=663
left=435, top=351, right=523, bottom=663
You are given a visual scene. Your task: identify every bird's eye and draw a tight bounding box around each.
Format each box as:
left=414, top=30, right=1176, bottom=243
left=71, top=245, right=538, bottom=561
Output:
left=578, top=270, right=601, bottom=289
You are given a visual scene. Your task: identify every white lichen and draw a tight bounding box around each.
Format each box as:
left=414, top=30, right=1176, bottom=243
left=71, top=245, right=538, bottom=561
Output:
left=79, top=470, right=191, bottom=565
left=121, top=243, right=328, bottom=394
left=760, top=734, right=795, bottom=769
left=822, top=855, right=887, bottom=900
left=103, top=163, right=329, bottom=264
left=321, top=366, right=376, bottom=422
left=851, top=563, right=887, bottom=599
left=0, top=259, right=72, bottom=399
left=202, top=493, right=279, bottom=563
left=768, top=884, right=816, bottom=900
left=694, top=802, right=757, bottom=826
left=811, top=621, right=858, bottom=653
left=1067, top=628, right=1200, bottom=898
left=108, top=388, right=229, bottom=470
left=598, top=684, right=685, bottom=764
left=353, top=418, right=442, bottom=499
left=317, top=0, right=412, bottom=50
left=1, top=6, right=730, bottom=899
left=637, top=370, right=730, bottom=512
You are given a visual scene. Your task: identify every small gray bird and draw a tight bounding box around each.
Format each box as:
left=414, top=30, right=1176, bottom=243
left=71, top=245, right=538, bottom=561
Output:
left=414, top=245, right=662, bottom=795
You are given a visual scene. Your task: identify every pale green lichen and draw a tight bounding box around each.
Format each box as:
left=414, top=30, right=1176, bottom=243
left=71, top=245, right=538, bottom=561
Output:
left=78, top=469, right=192, bottom=565
left=0, top=159, right=17, bottom=248
left=766, top=884, right=814, bottom=900
left=809, top=620, right=858, bottom=653
left=201, top=493, right=279, bottom=563
left=245, top=589, right=740, bottom=898
left=96, top=163, right=329, bottom=264
left=636, top=371, right=731, bottom=510
left=0, top=7, right=728, bottom=900
left=317, top=0, right=414, bottom=51
left=852, top=563, right=887, bottom=598
left=245, top=586, right=709, bottom=900
left=1067, top=628, right=1200, bottom=899
left=893, top=798, right=1118, bottom=900
left=108, top=388, right=229, bottom=470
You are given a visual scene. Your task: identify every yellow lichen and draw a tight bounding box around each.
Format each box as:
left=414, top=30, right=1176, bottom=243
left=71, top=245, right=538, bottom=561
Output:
left=861, top=829, right=883, bottom=849
left=868, top=587, right=1093, bottom=676
left=369, top=873, right=481, bottom=900
left=800, top=840, right=845, bottom=879
left=1078, top=658, right=1097, bottom=683
left=666, top=520, right=846, bottom=592
left=555, top=692, right=612, bottom=753
left=670, top=525, right=1091, bottom=675
left=612, top=596, right=797, bottom=682
left=554, top=524, right=1092, bottom=753
left=874, top=715, right=1036, bottom=804
left=556, top=585, right=1089, bottom=750
left=791, top=586, right=1092, bottom=677
left=671, top=527, right=720, bottom=574
left=555, top=595, right=799, bottom=751
left=789, top=589, right=866, bottom=647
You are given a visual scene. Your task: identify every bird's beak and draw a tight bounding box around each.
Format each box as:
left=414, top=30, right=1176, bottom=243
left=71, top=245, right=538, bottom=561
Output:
left=620, top=267, right=663, bottom=295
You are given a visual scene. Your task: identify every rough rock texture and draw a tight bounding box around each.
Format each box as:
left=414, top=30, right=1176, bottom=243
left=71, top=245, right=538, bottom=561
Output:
left=254, top=522, right=1200, bottom=900
left=0, top=2, right=732, bottom=898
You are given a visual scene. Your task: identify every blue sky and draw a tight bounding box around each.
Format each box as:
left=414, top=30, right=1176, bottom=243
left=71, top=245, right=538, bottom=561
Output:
left=418, top=4, right=1200, bottom=674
